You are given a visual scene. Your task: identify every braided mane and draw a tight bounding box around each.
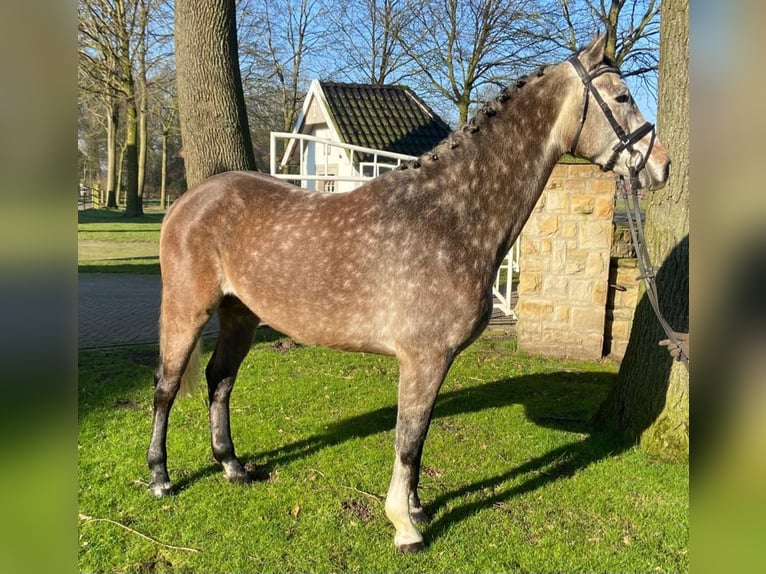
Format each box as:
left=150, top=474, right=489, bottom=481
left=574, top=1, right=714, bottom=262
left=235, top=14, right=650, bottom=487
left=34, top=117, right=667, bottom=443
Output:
left=396, top=65, right=553, bottom=170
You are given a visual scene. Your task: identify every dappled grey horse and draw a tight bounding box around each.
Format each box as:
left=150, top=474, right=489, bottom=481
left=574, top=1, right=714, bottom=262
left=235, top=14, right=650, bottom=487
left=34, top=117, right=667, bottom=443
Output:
left=148, top=34, right=670, bottom=552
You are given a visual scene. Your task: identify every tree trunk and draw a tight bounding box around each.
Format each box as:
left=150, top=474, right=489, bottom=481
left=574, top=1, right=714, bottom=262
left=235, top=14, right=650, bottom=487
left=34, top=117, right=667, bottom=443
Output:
left=175, top=0, right=256, bottom=187
left=160, top=129, right=168, bottom=210
left=457, top=94, right=471, bottom=125
left=136, top=0, right=149, bottom=206
left=137, top=81, right=148, bottom=207
left=116, top=139, right=127, bottom=207
left=124, top=92, right=143, bottom=217
left=105, top=101, right=118, bottom=208
left=593, top=0, right=689, bottom=461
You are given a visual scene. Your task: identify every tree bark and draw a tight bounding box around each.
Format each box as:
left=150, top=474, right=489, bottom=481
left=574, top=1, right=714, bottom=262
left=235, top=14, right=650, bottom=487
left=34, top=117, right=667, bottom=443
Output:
left=137, top=87, right=147, bottom=208
left=593, top=0, right=689, bottom=461
left=116, top=140, right=127, bottom=207
left=123, top=91, right=143, bottom=217
left=160, top=128, right=168, bottom=210
left=105, top=101, right=118, bottom=208
left=175, top=0, right=256, bottom=187
left=136, top=0, right=149, bottom=206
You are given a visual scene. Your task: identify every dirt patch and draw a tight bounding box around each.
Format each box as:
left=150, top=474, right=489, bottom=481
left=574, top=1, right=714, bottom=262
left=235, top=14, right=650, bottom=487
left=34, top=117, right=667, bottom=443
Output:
left=422, top=465, right=443, bottom=479
left=341, top=500, right=372, bottom=522
left=113, top=398, right=140, bottom=410
left=271, top=338, right=298, bottom=353
left=132, top=555, right=173, bottom=573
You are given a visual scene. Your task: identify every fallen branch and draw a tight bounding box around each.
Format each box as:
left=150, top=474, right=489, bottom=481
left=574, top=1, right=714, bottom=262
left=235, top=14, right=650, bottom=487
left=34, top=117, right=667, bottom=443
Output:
left=340, top=485, right=383, bottom=502
left=79, top=513, right=201, bottom=553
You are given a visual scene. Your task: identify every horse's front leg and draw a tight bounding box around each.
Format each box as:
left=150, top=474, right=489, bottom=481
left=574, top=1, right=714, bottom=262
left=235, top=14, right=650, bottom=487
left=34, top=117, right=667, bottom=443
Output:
left=385, top=351, right=453, bottom=553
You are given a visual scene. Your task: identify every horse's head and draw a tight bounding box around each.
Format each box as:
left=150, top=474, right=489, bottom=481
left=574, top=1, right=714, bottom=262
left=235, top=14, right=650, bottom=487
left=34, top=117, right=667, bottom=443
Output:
left=565, top=34, right=670, bottom=191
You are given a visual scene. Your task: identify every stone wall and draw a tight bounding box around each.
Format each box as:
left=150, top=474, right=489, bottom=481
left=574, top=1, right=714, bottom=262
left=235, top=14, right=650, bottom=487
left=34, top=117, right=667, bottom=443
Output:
left=516, top=163, right=616, bottom=360
left=604, top=227, right=641, bottom=361
left=604, top=257, right=640, bottom=360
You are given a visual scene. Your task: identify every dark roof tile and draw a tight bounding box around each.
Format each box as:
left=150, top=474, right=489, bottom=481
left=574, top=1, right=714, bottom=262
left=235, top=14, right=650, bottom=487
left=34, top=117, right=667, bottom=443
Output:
left=319, top=81, right=451, bottom=162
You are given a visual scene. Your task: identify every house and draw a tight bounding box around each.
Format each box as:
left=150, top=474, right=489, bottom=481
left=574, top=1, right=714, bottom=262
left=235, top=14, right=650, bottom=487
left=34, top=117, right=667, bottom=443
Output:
left=276, top=79, right=451, bottom=193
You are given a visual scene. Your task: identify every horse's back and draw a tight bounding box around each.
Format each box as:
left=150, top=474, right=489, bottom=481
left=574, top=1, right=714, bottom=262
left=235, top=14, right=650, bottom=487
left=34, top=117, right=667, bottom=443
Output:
left=159, top=170, right=487, bottom=354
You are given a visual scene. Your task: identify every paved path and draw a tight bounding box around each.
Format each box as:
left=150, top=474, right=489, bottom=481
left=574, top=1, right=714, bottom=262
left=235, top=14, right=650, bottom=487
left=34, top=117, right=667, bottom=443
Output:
left=78, top=273, right=514, bottom=350
left=78, top=273, right=219, bottom=349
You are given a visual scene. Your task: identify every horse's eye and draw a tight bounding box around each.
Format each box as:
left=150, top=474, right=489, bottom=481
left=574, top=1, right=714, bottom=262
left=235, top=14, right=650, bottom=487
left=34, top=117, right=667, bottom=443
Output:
left=615, top=93, right=631, bottom=104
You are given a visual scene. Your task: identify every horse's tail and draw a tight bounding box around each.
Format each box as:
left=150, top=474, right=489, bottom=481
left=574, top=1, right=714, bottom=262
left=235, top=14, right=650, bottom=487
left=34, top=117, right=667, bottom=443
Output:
left=179, top=338, right=203, bottom=397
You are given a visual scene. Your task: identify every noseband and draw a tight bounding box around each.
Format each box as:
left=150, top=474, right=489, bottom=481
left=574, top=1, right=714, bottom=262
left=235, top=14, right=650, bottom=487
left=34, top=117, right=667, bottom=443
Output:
left=567, top=55, right=656, bottom=188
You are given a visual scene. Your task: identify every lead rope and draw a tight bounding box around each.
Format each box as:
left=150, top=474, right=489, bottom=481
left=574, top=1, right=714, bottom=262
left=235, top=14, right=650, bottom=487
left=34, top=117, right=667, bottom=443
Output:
left=620, top=171, right=689, bottom=370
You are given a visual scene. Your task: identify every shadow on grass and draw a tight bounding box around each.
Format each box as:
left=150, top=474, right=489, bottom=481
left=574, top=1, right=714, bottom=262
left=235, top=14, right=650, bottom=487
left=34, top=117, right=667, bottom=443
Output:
left=78, top=229, right=162, bottom=234
left=78, top=209, right=165, bottom=224
left=229, top=370, right=624, bottom=546
left=80, top=340, right=624, bottom=545
left=78, top=261, right=161, bottom=274
left=237, top=370, right=613, bottom=468
left=173, top=370, right=621, bottom=517
left=422, top=432, right=626, bottom=546
left=77, top=327, right=286, bottom=416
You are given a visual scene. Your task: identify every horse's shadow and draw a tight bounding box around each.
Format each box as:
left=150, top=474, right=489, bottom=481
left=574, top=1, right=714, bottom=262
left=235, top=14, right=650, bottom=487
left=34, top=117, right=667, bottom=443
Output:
left=176, top=368, right=628, bottom=543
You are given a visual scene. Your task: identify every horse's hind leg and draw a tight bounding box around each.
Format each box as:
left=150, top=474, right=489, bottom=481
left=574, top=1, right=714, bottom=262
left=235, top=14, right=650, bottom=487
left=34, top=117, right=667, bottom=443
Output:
left=148, top=294, right=215, bottom=497
left=206, top=296, right=259, bottom=484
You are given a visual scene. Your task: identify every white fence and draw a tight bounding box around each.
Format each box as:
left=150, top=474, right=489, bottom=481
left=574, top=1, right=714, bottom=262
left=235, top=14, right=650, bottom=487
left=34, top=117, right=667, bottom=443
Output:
left=270, top=131, right=518, bottom=317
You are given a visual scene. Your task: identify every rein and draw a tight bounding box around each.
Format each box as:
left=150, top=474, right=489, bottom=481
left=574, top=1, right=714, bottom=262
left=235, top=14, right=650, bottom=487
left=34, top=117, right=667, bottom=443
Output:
left=568, top=55, right=689, bottom=370
left=619, top=179, right=689, bottom=369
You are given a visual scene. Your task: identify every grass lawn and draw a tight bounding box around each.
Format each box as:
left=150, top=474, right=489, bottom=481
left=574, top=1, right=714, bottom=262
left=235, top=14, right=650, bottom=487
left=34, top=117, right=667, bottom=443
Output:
left=78, top=209, right=164, bottom=274
left=78, top=333, right=688, bottom=573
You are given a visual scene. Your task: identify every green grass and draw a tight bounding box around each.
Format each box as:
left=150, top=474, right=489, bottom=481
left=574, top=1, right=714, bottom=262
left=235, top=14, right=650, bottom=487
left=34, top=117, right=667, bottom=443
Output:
left=78, top=333, right=688, bottom=573
left=78, top=209, right=164, bottom=274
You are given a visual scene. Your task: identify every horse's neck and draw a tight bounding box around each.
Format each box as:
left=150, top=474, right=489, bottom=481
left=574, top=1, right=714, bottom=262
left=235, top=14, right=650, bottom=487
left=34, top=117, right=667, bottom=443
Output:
left=424, top=75, right=569, bottom=262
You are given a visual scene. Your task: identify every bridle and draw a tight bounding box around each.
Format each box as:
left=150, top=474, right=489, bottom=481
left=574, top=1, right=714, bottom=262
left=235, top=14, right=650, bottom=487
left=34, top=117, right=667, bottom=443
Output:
left=567, top=54, right=689, bottom=370
left=567, top=54, right=656, bottom=191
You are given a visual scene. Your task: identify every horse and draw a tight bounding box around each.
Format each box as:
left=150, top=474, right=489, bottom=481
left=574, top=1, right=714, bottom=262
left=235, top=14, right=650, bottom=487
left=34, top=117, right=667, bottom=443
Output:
left=147, top=34, right=670, bottom=553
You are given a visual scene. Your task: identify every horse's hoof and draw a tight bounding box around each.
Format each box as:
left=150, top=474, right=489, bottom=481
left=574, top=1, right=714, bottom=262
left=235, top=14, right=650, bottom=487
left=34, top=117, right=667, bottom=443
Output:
left=397, top=541, right=426, bottom=554
left=149, top=482, right=173, bottom=497
left=410, top=508, right=429, bottom=524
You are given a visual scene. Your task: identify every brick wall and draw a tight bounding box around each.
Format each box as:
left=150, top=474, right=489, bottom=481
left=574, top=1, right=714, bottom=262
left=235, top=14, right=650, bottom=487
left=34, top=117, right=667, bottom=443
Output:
left=516, top=163, right=616, bottom=360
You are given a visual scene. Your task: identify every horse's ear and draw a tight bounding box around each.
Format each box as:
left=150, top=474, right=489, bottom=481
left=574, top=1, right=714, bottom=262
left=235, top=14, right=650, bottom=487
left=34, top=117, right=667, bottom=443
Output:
left=579, top=33, right=607, bottom=71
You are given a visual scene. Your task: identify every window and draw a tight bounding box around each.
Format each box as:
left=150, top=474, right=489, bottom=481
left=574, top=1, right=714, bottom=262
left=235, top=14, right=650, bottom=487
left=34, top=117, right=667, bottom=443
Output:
left=360, top=162, right=397, bottom=178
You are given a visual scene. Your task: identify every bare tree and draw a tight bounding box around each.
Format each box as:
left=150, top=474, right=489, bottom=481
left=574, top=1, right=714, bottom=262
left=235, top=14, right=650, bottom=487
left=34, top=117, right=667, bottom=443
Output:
left=79, top=0, right=121, bottom=208
left=594, top=0, right=688, bottom=460
left=549, top=1, right=661, bottom=98
left=78, top=0, right=146, bottom=216
left=330, top=0, right=414, bottom=85
left=136, top=0, right=150, bottom=206
left=238, top=0, right=332, bottom=133
left=78, top=93, right=108, bottom=196
left=149, top=63, right=180, bottom=209
left=396, top=0, right=553, bottom=124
